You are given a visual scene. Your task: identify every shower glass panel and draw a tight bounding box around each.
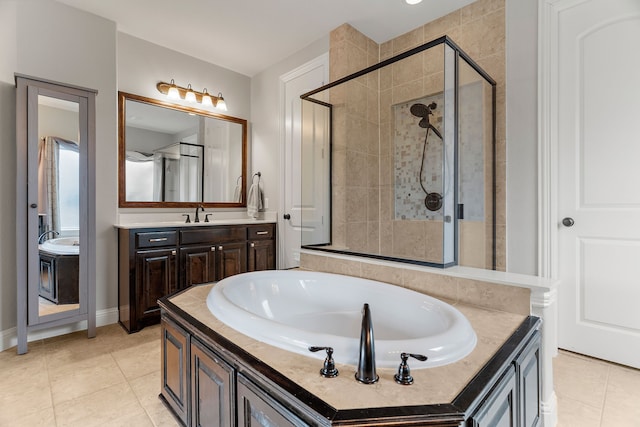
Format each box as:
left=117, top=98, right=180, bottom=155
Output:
left=301, top=36, right=496, bottom=269
left=457, top=57, right=495, bottom=268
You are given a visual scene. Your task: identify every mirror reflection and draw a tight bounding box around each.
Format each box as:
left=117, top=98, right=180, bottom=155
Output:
left=37, top=95, right=80, bottom=316
left=119, top=92, right=247, bottom=207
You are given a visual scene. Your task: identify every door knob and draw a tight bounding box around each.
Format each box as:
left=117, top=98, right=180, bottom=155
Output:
left=562, top=217, right=575, bottom=227
left=283, top=213, right=291, bottom=220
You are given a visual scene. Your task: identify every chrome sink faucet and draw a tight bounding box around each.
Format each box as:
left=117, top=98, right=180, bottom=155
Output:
left=38, top=230, right=59, bottom=244
left=355, top=303, right=378, bottom=384
left=194, top=205, right=204, bottom=223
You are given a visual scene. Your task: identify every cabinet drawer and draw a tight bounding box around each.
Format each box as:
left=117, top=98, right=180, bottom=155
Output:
left=247, top=224, right=275, bottom=240
left=135, top=231, right=177, bottom=248
left=181, top=226, right=247, bottom=245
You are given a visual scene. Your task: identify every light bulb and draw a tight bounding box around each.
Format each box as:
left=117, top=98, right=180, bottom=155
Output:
left=201, top=89, right=214, bottom=107
left=185, top=84, right=197, bottom=102
left=167, top=79, right=180, bottom=100
left=216, top=93, right=227, bottom=111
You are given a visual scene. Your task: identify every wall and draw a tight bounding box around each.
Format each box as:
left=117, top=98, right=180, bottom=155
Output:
left=117, top=33, right=251, bottom=122
left=0, top=1, right=18, bottom=336
left=0, top=0, right=117, bottom=343
left=505, top=0, right=538, bottom=275
left=250, top=35, right=329, bottom=260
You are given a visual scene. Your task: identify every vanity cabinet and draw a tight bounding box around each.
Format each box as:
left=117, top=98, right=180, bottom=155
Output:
left=191, top=338, right=235, bottom=427
left=237, top=374, right=305, bottom=427
left=161, top=316, right=190, bottom=426
left=467, top=332, right=541, bottom=427
left=119, top=223, right=276, bottom=333
left=135, top=248, right=178, bottom=328
left=247, top=225, right=276, bottom=272
left=159, top=291, right=542, bottom=427
left=467, top=367, right=517, bottom=427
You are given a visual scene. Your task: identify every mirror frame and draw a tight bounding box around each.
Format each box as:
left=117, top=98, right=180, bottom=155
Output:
left=118, top=91, right=248, bottom=208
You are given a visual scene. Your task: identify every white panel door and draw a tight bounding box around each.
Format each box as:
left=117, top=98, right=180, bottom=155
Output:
left=280, top=54, right=328, bottom=269
left=557, top=0, right=640, bottom=368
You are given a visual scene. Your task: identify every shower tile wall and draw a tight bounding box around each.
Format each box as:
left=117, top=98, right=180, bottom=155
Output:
left=328, top=0, right=505, bottom=268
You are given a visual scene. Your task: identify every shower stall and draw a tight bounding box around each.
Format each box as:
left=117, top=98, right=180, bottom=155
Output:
left=301, top=36, right=496, bottom=269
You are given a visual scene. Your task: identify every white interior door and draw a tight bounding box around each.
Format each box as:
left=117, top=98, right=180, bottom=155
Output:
left=556, top=0, right=640, bottom=368
left=280, top=54, right=328, bottom=269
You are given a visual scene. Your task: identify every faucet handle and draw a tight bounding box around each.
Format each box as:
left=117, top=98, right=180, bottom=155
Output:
left=394, top=352, right=428, bottom=385
left=308, top=346, right=339, bottom=378
left=182, top=214, right=191, bottom=223
left=204, top=214, right=212, bottom=223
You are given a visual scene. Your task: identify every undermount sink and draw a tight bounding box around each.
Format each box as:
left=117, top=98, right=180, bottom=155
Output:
left=207, top=270, right=477, bottom=369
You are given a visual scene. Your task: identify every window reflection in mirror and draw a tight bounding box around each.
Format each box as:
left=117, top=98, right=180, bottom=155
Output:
left=118, top=92, right=247, bottom=207
left=37, top=95, right=80, bottom=317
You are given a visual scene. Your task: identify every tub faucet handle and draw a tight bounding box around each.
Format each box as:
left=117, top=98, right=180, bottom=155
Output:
left=394, top=352, right=428, bottom=385
left=308, top=346, right=339, bottom=378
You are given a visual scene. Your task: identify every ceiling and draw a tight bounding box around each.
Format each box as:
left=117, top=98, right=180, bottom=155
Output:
left=55, top=0, right=475, bottom=77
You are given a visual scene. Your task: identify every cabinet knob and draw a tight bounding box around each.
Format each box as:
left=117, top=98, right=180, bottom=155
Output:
left=171, top=250, right=176, bottom=256
left=218, top=246, right=223, bottom=251
left=251, top=242, right=255, bottom=248
left=211, top=247, right=216, bottom=252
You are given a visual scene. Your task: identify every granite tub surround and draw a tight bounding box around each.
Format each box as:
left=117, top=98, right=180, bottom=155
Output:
left=165, top=283, right=528, bottom=411
left=300, top=249, right=559, bottom=426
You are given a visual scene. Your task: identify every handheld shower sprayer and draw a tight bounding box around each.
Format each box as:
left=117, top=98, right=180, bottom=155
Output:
left=410, top=102, right=444, bottom=212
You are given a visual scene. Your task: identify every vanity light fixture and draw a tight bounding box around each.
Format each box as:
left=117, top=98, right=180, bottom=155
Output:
left=201, top=88, right=214, bottom=107
left=405, top=0, right=422, bottom=4
left=216, top=92, right=227, bottom=111
left=167, top=79, right=180, bottom=100
left=156, top=80, right=228, bottom=110
left=185, top=84, right=197, bottom=103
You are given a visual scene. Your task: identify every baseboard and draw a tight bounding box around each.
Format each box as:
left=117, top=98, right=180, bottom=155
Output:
left=541, top=392, right=558, bottom=427
left=0, top=307, right=119, bottom=352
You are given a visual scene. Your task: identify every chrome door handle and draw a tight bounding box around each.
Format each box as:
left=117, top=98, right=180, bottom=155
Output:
left=562, top=217, right=575, bottom=227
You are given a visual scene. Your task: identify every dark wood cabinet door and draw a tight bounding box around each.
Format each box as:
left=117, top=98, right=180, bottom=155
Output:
left=247, top=240, right=275, bottom=272
left=469, top=366, right=517, bottom=427
left=516, top=333, right=541, bottom=427
left=191, top=339, right=235, bottom=427
left=217, top=242, right=247, bottom=280
left=136, top=248, right=177, bottom=324
left=237, top=374, right=305, bottom=427
left=180, top=245, right=217, bottom=288
left=161, top=317, right=190, bottom=426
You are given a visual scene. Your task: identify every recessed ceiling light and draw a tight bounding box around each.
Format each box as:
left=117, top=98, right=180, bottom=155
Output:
left=406, top=0, right=423, bottom=4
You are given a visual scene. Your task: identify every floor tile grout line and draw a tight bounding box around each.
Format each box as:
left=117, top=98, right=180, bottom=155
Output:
left=602, top=362, right=611, bottom=426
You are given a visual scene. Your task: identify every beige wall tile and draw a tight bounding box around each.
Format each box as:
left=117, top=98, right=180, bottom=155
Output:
left=392, top=26, right=423, bottom=54
left=402, top=269, right=458, bottom=301
left=457, top=278, right=530, bottom=315
left=360, top=263, right=404, bottom=285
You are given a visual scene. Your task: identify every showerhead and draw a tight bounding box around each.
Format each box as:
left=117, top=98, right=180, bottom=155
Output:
left=410, top=102, right=438, bottom=128
left=410, top=103, right=430, bottom=118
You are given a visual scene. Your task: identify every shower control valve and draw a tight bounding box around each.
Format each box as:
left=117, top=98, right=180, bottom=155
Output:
left=394, top=352, right=428, bottom=385
left=308, top=346, right=339, bottom=378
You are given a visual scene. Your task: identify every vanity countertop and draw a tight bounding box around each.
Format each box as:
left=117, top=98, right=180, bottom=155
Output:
left=114, top=218, right=276, bottom=229
left=163, top=283, right=531, bottom=411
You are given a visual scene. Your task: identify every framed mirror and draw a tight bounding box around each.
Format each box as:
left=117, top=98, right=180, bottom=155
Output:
left=118, top=92, right=248, bottom=208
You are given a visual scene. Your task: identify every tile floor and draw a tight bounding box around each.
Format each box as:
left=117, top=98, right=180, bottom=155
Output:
left=1, top=324, right=639, bottom=426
